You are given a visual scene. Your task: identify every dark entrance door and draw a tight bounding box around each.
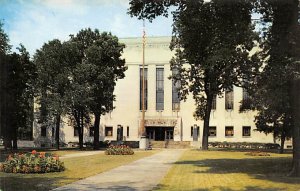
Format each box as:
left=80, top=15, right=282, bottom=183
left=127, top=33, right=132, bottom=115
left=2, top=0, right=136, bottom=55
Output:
left=146, top=127, right=174, bottom=141
left=165, top=129, right=174, bottom=140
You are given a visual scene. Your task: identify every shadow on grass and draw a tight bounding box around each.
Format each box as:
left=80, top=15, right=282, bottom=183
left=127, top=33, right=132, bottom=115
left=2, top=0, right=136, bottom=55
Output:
left=174, top=157, right=300, bottom=184
left=155, top=184, right=286, bottom=191
left=0, top=173, right=77, bottom=191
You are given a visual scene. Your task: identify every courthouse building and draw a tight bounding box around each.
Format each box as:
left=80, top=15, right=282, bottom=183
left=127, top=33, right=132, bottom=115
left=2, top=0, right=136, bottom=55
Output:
left=33, top=36, right=285, bottom=148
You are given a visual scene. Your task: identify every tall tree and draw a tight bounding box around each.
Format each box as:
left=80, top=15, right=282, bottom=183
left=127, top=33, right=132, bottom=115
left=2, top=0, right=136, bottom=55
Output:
left=34, top=39, right=71, bottom=150
left=0, top=21, right=11, bottom=54
left=1, top=45, right=35, bottom=149
left=253, top=0, right=300, bottom=175
left=129, top=0, right=259, bottom=150
left=70, top=29, right=126, bottom=150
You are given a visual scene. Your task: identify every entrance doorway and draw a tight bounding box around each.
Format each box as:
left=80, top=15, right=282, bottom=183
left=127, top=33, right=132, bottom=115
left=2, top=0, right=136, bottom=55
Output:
left=146, top=127, right=174, bottom=141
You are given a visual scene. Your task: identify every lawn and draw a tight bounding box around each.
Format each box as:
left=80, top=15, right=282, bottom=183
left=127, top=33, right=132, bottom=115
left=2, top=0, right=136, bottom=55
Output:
left=0, top=150, right=158, bottom=191
left=155, top=149, right=300, bottom=191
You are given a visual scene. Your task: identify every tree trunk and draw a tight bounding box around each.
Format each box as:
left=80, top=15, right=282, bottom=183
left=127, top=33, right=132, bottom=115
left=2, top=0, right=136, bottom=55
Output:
left=55, top=114, right=61, bottom=150
left=289, top=78, right=300, bottom=176
left=279, top=134, right=285, bottom=154
left=12, top=127, right=17, bottom=150
left=93, top=113, right=100, bottom=150
left=79, top=110, right=84, bottom=150
left=202, top=94, right=213, bottom=150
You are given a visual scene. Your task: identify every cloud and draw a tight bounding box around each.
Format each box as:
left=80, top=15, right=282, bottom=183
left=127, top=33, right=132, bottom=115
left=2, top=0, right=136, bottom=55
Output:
left=3, top=0, right=172, bottom=55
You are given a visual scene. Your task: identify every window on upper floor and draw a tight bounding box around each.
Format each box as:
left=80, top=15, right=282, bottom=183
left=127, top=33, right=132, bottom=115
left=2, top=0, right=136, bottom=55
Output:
left=225, top=87, right=234, bottom=110
left=156, top=67, right=164, bottom=110
left=242, top=88, right=251, bottom=110
left=172, top=69, right=180, bottom=111
left=139, top=67, right=148, bottom=110
left=212, top=95, right=217, bottom=110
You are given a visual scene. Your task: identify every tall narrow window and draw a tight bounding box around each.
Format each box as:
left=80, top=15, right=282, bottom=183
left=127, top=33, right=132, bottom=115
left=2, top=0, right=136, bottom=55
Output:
left=242, top=88, right=251, bottom=109
left=212, top=95, right=217, bottom=110
left=41, top=126, right=46, bottom=137
left=140, top=67, right=148, bottom=110
left=172, top=69, right=180, bottom=110
left=89, top=126, right=94, bottom=137
left=52, top=127, right=55, bottom=138
left=74, top=126, right=79, bottom=137
left=156, top=68, right=164, bottom=110
left=127, top=126, right=129, bottom=137
left=191, top=126, right=200, bottom=137
left=225, top=87, right=234, bottom=110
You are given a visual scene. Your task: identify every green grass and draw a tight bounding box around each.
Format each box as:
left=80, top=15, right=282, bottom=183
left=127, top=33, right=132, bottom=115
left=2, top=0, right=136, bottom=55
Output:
left=155, top=150, right=300, bottom=191
left=0, top=150, right=158, bottom=191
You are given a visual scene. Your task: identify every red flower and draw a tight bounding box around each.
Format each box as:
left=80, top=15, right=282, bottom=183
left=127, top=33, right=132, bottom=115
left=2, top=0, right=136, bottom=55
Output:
left=31, top=150, right=37, bottom=155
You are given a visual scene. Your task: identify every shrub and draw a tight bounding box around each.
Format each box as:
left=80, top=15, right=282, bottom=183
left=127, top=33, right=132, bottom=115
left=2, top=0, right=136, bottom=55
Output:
left=0, top=150, right=65, bottom=173
left=105, top=145, right=134, bottom=155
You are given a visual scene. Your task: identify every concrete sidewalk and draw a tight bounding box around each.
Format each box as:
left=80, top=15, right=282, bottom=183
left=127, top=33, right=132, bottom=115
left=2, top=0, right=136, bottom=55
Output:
left=52, top=149, right=185, bottom=191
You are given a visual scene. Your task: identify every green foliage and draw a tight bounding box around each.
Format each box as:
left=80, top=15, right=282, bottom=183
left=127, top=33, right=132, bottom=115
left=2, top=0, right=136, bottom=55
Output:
left=0, top=150, right=65, bottom=173
left=129, top=0, right=259, bottom=149
left=248, top=0, right=297, bottom=144
left=105, top=145, right=134, bottom=155
left=0, top=34, right=36, bottom=148
left=0, top=21, right=11, bottom=53
left=34, top=28, right=127, bottom=149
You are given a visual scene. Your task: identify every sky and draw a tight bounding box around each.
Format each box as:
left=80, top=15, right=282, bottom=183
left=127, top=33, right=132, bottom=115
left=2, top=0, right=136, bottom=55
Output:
left=0, top=0, right=173, bottom=55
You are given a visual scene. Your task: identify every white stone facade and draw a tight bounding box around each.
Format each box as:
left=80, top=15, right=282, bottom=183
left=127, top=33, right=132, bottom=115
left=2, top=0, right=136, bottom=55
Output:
left=33, top=36, right=289, bottom=147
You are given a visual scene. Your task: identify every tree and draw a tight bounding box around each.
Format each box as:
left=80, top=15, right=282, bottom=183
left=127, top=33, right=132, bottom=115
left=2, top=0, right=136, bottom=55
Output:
left=0, top=21, right=11, bottom=54
left=129, top=0, right=259, bottom=150
left=70, top=29, right=126, bottom=150
left=0, top=45, right=35, bottom=150
left=34, top=39, right=72, bottom=150
left=253, top=0, right=300, bottom=175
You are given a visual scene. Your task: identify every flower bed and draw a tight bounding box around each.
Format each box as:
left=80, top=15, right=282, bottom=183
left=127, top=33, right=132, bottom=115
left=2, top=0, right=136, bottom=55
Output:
left=0, top=150, right=65, bottom=173
left=105, top=145, right=134, bottom=155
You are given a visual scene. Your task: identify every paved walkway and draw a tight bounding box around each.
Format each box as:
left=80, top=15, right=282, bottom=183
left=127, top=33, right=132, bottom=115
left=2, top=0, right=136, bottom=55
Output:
left=53, top=149, right=185, bottom=191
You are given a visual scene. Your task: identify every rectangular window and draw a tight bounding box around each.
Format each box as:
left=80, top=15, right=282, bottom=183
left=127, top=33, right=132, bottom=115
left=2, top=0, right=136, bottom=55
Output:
left=225, top=87, right=234, bottom=110
left=172, top=69, right=180, bottom=110
left=243, top=126, right=251, bottom=137
left=242, top=88, right=251, bottom=109
left=52, top=127, right=55, bottom=138
left=127, top=126, right=129, bottom=137
left=191, top=126, right=200, bottom=137
left=140, top=67, right=148, bottom=110
left=212, top=95, right=217, bottom=110
left=89, top=126, right=94, bottom=137
left=209, top=126, right=217, bottom=137
left=74, top=127, right=79, bottom=137
left=105, top=126, right=113, bottom=137
left=156, top=67, right=164, bottom=110
left=41, top=126, right=46, bottom=137
left=225, top=126, right=234, bottom=137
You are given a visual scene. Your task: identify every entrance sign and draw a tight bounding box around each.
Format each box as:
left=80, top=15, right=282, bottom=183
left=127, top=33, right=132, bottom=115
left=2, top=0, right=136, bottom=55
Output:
left=144, top=119, right=177, bottom=127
